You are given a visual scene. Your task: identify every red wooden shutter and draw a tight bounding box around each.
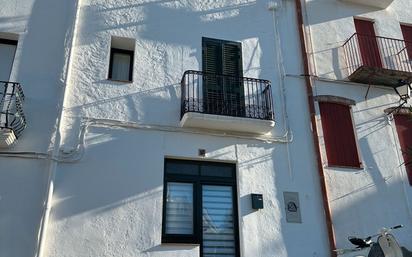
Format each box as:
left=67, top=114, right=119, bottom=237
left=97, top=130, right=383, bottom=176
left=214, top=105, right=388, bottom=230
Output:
left=400, top=24, right=412, bottom=59
left=319, top=102, right=361, bottom=167
left=394, top=114, right=412, bottom=185
left=354, top=19, right=383, bottom=68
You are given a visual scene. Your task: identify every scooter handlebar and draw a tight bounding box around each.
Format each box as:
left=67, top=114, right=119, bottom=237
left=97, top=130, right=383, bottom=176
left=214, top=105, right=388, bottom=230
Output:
left=391, top=225, right=403, bottom=230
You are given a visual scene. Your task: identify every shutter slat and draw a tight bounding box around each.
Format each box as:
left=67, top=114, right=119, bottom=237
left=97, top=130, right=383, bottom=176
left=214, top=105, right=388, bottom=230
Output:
left=165, top=182, right=194, bottom=235
left=202, top=185, right=236, bottom=257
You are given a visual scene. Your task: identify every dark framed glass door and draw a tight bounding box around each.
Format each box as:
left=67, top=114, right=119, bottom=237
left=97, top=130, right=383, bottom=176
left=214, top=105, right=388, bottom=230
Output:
left=162, top=159, right=240, bottom=257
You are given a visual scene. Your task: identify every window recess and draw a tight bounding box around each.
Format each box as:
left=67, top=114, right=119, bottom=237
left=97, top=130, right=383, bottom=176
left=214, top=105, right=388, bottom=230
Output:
left=108, top=36, right=135, bottom=82
left=162, top=159, right=240, bottom=257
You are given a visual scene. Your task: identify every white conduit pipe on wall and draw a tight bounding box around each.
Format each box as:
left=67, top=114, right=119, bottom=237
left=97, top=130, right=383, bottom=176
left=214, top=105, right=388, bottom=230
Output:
left=34, top=0, right=84, bottom=256
left=0, top=117, right=294, bottom=162
left=269, top=0, right=295, bottom=180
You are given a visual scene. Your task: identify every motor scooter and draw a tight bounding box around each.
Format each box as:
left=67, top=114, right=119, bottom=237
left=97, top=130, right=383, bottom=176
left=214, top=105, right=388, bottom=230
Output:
left=335, top=225, right=412, bottom=257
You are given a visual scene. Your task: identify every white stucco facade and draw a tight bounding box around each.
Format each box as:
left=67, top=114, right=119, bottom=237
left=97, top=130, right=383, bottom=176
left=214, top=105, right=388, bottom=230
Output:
left=0, top=0, right=78, bottom=256
left=1, top=0, right=412, bottom=257
left=45, top=0, right=331, bottom=256
left=304, top=0, right=412, bottom=252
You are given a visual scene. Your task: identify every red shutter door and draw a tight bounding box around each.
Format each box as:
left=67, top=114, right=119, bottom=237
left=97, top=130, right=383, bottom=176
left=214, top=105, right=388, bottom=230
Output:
left=354, top=19, right=383, bottom=68
left=319, top=102, right=361, bottom=167
left=400, top=24, right=412, bottom=59
left=394, top=114, right=412, bottom=185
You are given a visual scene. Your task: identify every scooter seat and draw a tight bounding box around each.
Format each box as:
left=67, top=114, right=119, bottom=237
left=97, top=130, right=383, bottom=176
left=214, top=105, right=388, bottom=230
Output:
left=349, top=236, right=372, bottom=248
left=402, top=247, right=412, bottom=257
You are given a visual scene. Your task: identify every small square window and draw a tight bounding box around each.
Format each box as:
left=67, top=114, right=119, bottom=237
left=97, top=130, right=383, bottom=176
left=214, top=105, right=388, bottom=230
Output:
left=108, top=48, right=134, bottom=82
left=0, top=38, right=18, bottom=81
left=108, top=36, right=135, bottom=82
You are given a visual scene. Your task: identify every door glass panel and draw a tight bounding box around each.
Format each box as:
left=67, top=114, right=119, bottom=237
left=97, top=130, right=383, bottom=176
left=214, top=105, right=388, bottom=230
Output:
left=166, top=161, right=199, bottom=176
left=202, top=185, right=236, bottom=257
left=165, top=182, right=194, bottom=234
left=0, top=43, right=17, bottom=81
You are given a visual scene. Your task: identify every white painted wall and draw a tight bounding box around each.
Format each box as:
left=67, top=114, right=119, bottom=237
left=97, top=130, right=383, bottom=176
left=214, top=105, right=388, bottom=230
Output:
left=44, top=0, right=332, bottom=257
left=5, top=0, right=411, bottom=256
left=304, top=0, right=412, bottom=251
left=0, top=0, right=78, bottom=256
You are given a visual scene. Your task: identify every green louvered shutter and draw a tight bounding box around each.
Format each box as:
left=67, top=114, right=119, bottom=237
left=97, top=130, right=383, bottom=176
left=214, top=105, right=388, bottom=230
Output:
left=202, top=38, right=244, bottom=116
left=203, top=39, right=222, bottom=114
left=222, top=41, right=244, bottom=116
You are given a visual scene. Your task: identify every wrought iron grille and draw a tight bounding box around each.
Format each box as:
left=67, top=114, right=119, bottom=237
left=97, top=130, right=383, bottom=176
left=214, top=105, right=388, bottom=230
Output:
left=0, top=81, right=26, bottom=138
left=181, top=70, right=274, bottom=121
left=343, top=33, right=412, bottom=75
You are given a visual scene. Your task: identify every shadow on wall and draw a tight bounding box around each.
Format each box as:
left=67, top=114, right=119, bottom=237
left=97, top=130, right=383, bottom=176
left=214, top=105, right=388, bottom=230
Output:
left=63, top=82, right=180, bottom=125
left=0, top=0, right=76, bottom=257
left=77, top=0, right=275, bottom=80
left=331, top=176, right=412, bottom=250
left=53, top=127, right=272, bottom=220
left=66, top=0, right=286, bottom=134
left=0, top=15, right=28, bottom=32
left=12, top=0, right=74, bottom=150
left=53, top=127, right=163, bottom=220
left=305, top=0, right=380, bottom=80
left=314, top=46, right=347, bottom=79
left=327, top=115, right=412, bottom=248
left=305, top=0, right=381, bottom=26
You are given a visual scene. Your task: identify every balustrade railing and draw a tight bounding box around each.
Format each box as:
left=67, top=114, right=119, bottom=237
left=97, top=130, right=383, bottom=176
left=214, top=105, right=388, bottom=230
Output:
left=0, top=81, right=26, bottom=138
left=181, top=70, right=274, bottom=121
left=343, top=33, right=412, bottom=76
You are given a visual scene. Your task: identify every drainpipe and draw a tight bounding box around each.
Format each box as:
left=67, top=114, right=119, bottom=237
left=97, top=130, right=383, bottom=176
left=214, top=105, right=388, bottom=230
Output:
left=35, top=0, right=82, bottom=256
left=294, top=0, right=337, bottom=256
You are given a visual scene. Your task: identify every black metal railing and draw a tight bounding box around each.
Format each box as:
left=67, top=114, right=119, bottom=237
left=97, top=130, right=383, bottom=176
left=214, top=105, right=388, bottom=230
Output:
left=343, top=33, right=412, bottom=75
left=181, top=70, right=274, bottom=120
left=0, top=81, right=26, bottom=138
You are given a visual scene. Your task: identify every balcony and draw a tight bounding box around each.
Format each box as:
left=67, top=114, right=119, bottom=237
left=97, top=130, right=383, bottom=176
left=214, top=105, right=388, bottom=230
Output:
left=338, top=0, right=393, bottom=9
left=180, top=70, right=275, bottom=134
left=343, top=33, right=412, bottom=88
left=0, top=81, right=26, bottom=147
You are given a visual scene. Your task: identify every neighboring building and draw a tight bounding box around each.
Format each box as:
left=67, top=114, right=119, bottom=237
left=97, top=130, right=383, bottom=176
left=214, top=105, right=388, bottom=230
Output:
left=303, top=0, right=412, bottom=251
left=44, top=1, right=331, bottom=256
left=1, top=1, right=411, bottom=257
left=0, top=0, right=79, bottom=257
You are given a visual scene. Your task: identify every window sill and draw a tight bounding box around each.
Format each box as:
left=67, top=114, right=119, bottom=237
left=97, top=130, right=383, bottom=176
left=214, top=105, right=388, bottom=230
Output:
left=106, top=78, right=133, bottom=83
left=325, top=164, right=364, bottom=171
left=161, top=242, right=200, bottom=246
left=162, top=235, right=199, bottom=245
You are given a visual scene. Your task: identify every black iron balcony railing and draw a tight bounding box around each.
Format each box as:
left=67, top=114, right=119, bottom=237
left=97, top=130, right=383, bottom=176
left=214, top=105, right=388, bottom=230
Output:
left=343, top=33, right=412, bottom=86
left=0, top=81, right=26, bottom=138
left=181, top=70, right=274, bottom=121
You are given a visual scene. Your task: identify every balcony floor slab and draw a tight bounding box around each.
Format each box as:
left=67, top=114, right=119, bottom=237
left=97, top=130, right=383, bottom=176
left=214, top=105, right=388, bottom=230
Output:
left=348, top=66, right=412, bottom=88
left=180, top=112, right=275, bottom=135
left=339, top=0, right=393, bottom=9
